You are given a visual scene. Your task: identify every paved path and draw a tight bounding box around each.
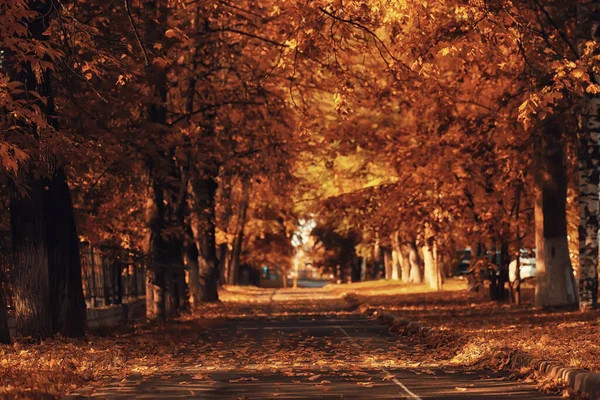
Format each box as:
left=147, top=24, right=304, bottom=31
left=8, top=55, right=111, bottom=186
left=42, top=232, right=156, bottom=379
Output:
left=70, top=312, right=558, bottom=399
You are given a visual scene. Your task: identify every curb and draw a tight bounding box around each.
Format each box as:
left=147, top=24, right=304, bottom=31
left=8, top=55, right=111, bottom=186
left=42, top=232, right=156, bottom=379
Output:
left=358, top=304, right=431, bottom=336
left=359, top=304, right=600, bottom=400
left=511, top=352, right=600, bottom=399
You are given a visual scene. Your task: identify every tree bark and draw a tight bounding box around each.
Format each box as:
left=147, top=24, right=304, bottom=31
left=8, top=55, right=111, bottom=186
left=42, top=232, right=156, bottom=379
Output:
left=577, top=0, right=600, bottom=311
left=145, top=172, right=167, bottom=319
left=190, top=173, right=220, bottom=302
left=228, top=179, right=251, bottom=285
left=10, top=177, right=53, bottom=339
left=164, top=239, right=185, bottom=317
left=407, top=242, right=423, bottom=284
left=44, top=168, right=87, bottom=337
left=6, top=0, right=85, bottom=340
left=534, top=120, right=578, bottom=308
left=390, top=232, right=401, bottom=280
left=391, top=250, right=401, bottom=280
left=360, top=257, right=367, bottom=281
left=0, top=268, right=12, bottom=344
left=399, top=245, right=411, bottom=282
left=185, top=224, right=201, bottom=307
left=432, top=240, right=443, bottom=290
left=422, top=244, right=433, bottom=285
left=218, top=243, right=228, bottom=286
left=422, top=237, right=442, bottom=290
left=383, top=248, right=393, bottom=280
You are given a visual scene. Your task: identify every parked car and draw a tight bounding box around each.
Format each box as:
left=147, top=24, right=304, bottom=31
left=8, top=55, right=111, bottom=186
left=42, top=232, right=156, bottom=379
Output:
left=452, top=248, right=472, bottom=277
left=509, top=249, right=536, bottom=282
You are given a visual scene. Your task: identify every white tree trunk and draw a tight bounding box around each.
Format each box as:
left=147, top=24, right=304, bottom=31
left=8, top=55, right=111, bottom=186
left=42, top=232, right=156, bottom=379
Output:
left=400, top=245, right=411, bottom=282
left=383, top=249, right=393, bottom=280
left=391, top=249, right=401, bottom=280
left=534, top=120, right=578, bottom=307
left=577, top=1, right=600, bottom=311
left=432, top=240, right=442, bottom=290
left=422, top=237, right=442, bottom=291
left=390, top=232, right=401, bottom=280
left=422, top=244, right=434, bottom=285
left=407, top=242, right=422, bottom=284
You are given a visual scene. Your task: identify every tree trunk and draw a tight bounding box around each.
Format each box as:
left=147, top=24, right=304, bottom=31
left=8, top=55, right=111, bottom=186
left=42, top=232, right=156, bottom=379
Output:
left=0, top=268, right=12, bottom=344
left=360, top=257, right=367, bottom=281
left=44, top=168, right=87, bottom=337
left=407, top=242, right=423, bottom=284
left=145, top=172, right=167, bottom=319
left=10, top=176, right=53, bottom=339
left=6, top=0, right=85, bottom=339
left=510, top=185, right=523, bottom=305
left=391, top=250, right=401, bottom=280
left=185, top=225, right=201, bottom=307
left=218, top=243, right=228, bottom=286
left=400, top=245, right=411, bottom=282
left=142, top=0, right=171, bottom=319
left=577, top=0, right=600, bottom=312
left=433, top=240, right=443, bottom=290
left=383, top=248, right=393, bottom=280
left=422, top=244, right=433, bottom=285
left=577, top=128, right=599, bottom=310
left=228, top=179, right=251, bottom=285
left=190, top=173, right=220, bottom=302
left=390, top=232, right=401, bottom=280
left=534, top=120, right=578, bottom=308
left=422, top=237, right=441, bottom=290
left=351, top=252, right=361, bottom=282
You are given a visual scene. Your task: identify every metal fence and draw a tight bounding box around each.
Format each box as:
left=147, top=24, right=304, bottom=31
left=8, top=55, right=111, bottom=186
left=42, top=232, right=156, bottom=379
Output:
left=1, top=243, right=146, bottom=310
left=0, top=251, right=13, bottom=310
left=80, top=244, right=147, bottom=308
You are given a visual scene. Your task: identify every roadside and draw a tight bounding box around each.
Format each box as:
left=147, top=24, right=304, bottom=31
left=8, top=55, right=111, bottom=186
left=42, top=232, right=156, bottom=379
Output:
left=349, top=281, right=600, bottom=398
left=0, top=312, right=226, bottom=398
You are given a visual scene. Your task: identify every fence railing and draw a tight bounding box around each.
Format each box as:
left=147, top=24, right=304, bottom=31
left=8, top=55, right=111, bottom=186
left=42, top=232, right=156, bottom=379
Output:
left=0, top=252, right=13, bottom=310
left=80, top=244, right=147, bottom=308
left=1, top=243, right=146, bottom=310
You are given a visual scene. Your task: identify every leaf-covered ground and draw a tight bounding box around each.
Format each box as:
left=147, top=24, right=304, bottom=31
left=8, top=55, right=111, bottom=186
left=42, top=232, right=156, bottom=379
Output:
left=0, top=288, right=354, bottom=399
left=354, top=281, right=600, bottom=374
left=1, top=281, right=596, bottom=398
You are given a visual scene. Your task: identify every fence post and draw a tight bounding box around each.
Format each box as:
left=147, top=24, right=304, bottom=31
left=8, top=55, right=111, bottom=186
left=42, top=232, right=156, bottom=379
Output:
left=103, top=255, right=111, bottom=305
left=89, top=246, right=97, bottom=308
left=115, top=258, right=123, bottom=305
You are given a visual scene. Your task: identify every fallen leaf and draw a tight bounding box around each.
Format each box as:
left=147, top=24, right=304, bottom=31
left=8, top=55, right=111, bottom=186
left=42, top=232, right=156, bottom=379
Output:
left=382, top=373, right=396, bottom=381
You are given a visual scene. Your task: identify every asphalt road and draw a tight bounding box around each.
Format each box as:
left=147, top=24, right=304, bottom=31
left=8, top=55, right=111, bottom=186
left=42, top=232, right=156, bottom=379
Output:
left=69, top=312, right=558, bottom=399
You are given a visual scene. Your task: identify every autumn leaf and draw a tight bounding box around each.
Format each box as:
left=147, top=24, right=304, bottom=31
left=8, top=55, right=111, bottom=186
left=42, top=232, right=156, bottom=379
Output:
left=357, top=382, right=374, bottom=387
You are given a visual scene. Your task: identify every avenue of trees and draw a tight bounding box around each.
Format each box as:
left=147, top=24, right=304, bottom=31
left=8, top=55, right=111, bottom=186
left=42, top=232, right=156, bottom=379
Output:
left=1, top=0, right=600, bottom=343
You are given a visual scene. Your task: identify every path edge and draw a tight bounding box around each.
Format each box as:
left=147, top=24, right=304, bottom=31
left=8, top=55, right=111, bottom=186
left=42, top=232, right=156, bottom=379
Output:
left=357, top=303, right=600, bottom=400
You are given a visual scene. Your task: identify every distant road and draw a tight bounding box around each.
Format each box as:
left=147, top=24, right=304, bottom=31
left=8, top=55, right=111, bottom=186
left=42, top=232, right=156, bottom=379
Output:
left=297, top=279, right=332, bottom=288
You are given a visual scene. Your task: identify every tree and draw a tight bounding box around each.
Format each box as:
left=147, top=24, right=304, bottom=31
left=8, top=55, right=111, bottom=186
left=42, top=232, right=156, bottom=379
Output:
left=534, top=118, right=578, bottom=307
left=3, top=0, right=86, bottom=339
left=576, top=0, right=600, bottom=311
